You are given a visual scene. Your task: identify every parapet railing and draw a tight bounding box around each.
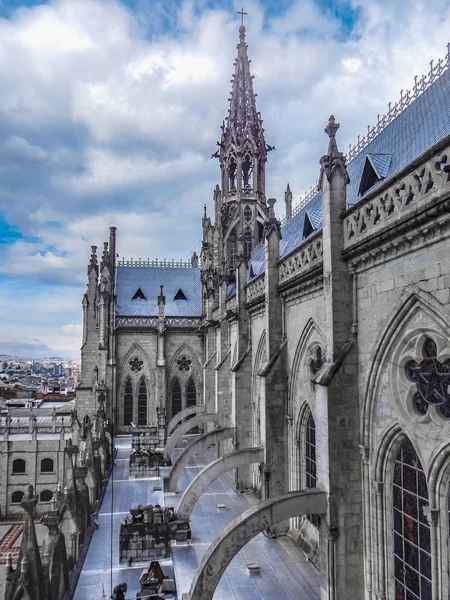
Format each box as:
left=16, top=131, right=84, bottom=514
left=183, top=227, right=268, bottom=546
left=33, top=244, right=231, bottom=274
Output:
left=246, top=274, right=265, bottom=304
left=343, top=142, right=450, bottom=248
left=117, top=258, right=200, bottom=268
left=279, top=233, right=323, bottom=286
left=116, top=316, right=202, bottom=327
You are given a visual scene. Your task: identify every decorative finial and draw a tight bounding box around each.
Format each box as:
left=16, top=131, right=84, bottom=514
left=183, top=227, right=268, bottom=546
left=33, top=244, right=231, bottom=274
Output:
left=325, top=115, right=340, bottom=139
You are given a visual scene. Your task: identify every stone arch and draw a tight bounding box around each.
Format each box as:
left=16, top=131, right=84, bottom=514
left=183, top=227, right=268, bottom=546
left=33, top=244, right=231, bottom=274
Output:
left=288, top=318, right=325, bottom=419
left=184, top=489, right=327, bottom=600
left=119, top=340, right=151, bottom=373
left=164, top=412, right=219, bottom=458
left=361, top=287, right=450, bottom=447
left=164, top=427, right=234, bottom=492
left=167, top=404, right=207, bottom=437
left=176, top=447, right=263, bottom=519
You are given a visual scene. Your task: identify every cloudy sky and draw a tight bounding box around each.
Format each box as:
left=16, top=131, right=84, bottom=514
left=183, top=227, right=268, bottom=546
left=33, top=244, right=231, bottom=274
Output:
left=0, top=0, right=449, bottom=358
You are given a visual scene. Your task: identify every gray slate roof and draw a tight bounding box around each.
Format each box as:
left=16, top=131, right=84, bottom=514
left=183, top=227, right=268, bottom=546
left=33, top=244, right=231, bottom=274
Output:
left=116, top=266, right=202, bottom=317
left=249, top=63, right=450, bottom=281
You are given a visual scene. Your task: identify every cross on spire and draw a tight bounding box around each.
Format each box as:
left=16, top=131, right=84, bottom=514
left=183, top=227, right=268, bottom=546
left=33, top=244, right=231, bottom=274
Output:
left=237, top=6, right=247, bottom=27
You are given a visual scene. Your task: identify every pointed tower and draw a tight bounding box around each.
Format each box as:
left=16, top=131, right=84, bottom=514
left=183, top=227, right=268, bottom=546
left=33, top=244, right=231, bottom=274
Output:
left=215, top=21, right=272, bottom=275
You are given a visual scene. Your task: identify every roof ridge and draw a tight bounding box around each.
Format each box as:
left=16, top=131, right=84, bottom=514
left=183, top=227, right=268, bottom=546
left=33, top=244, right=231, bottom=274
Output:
left=347, top=43, right=450, bottom=162
left=117, top=258, right=200, bottom=268
left=283, top=42, right=450, bottom=225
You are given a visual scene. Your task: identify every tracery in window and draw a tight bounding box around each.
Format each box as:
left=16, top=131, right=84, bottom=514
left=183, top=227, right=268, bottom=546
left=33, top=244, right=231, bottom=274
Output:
left=171, top=378, right=182, bottom=418
left=137, top=378, right=147, bottom=426
left=177, top=356, right=192, bottom=372
left=393, top=438, right=431, bottom=600
left=305, top=411, right=320, bottom=528
left=123, top=377, right=133, bottom=426
left=404, top=336, right=450, bottom=419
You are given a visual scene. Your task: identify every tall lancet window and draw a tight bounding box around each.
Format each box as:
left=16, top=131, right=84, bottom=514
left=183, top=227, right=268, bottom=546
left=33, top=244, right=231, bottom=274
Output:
left=123, top=378, right=133, bottom=426
left=137, top=378, right=147, bottom=426
left=228, top=229, right=238, bottom=268
left=393, top=438, right=431, bottom=599
left=305, top=410, right=320, bottom=527
left=243, top=228, right=252, bottom=261
left=228, top=154, right=237, bottom=191
left=171, top=378, right=182, bottom=418
left=186, top=377, right=197, bottom=407
left=242, top=150, right=253, bottom=191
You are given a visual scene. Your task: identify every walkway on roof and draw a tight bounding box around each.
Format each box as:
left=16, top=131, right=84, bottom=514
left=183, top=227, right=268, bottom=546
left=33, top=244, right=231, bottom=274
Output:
left=165, top=446, right=320, bottom=600
left=74, top=437, right=319, bottom=600
left=74, top=436, right=174, bottom=600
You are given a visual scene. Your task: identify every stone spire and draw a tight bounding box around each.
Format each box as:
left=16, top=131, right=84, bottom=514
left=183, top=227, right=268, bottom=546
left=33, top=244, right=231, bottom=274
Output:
left=5, top=485, right=48, bottom=600
left=218, top=22, right=272, bottom=199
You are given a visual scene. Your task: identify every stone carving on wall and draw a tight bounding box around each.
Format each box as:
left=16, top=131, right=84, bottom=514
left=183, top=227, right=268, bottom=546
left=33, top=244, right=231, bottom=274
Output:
left=129, top=357, right=144, bottom=372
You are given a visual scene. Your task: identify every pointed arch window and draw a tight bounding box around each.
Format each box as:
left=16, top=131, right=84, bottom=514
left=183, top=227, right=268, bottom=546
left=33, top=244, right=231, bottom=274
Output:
left=393, top=437, right=431, bottom=599
left=123, top=378, right=133, bottom=426
left=228, top=228, right=237, bottom=268
left=305, top=410, right=320, bottom=527
left=171, top=378, right=182, bottom=418
left=186, top=377, right=197, bottom=408
left=242, top=150, right=253, bottom=191
left=228, top=154, right=237, bottom=191
left=137, top=378, right=147, bottom=426
left=243, top=228, right=252, bottom=261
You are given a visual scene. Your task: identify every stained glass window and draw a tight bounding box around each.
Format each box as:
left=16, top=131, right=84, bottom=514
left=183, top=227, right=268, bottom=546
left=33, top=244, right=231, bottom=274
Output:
left=123, top=378, right=133, bottom=426
left=305, top=411, right=320, bottom=528
left=393, top=438, right=431, bottom=600
left=137, top=379, right=147, bottom=426
left=171, top=378, right=182, bottom=418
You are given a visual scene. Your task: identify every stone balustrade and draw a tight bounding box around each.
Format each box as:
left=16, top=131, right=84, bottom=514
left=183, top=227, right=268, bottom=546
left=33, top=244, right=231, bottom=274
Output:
left=279, top=233, right=323, bottom=285
left=344, top=144, right=450, bottom=248
left=246, top=275, right=265, bottom=304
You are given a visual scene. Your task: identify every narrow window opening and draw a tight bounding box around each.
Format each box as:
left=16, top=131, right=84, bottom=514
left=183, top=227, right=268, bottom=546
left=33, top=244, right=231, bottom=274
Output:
left=123, top=378, right=133, bottom=426
left=303, top=214, right=314, bottom=239
left=137, top=379, right=147, bottom=426
left=171, top=378, right=182, bottom=418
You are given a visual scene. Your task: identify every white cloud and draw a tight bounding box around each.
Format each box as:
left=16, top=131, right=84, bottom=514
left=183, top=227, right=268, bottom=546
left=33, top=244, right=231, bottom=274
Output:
left=0, top=0, right=450, bottom=356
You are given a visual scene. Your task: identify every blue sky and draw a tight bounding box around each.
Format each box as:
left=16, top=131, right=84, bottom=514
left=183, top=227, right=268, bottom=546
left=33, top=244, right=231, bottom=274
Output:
left=0, top=0, right=449, bottom=357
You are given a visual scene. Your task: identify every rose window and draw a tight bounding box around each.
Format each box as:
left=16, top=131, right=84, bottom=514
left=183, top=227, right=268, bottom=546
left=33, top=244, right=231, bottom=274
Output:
left=177, top=355, right=192, bottom=372
left=129, top=357, right=143, bottom=372
left=404, top=337, right=450, bottom=419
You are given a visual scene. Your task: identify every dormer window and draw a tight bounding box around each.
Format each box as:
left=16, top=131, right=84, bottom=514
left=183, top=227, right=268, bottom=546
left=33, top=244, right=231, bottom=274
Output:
left=132, top=288, right=146, bottom=300
left=174, top=288, right=187, bottom=301
left=358, top=153, right=392, bottom=196
left=302, top=213, right=314, bottom=239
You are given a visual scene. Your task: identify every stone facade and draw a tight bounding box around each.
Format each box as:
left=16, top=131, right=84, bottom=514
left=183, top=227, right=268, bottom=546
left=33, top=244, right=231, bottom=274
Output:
left=76, top=22, right=450, bottom=600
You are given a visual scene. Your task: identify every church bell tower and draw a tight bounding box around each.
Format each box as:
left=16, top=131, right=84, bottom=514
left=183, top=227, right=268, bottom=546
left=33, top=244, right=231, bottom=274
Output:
left=206, top=19, right=273, bottom=281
